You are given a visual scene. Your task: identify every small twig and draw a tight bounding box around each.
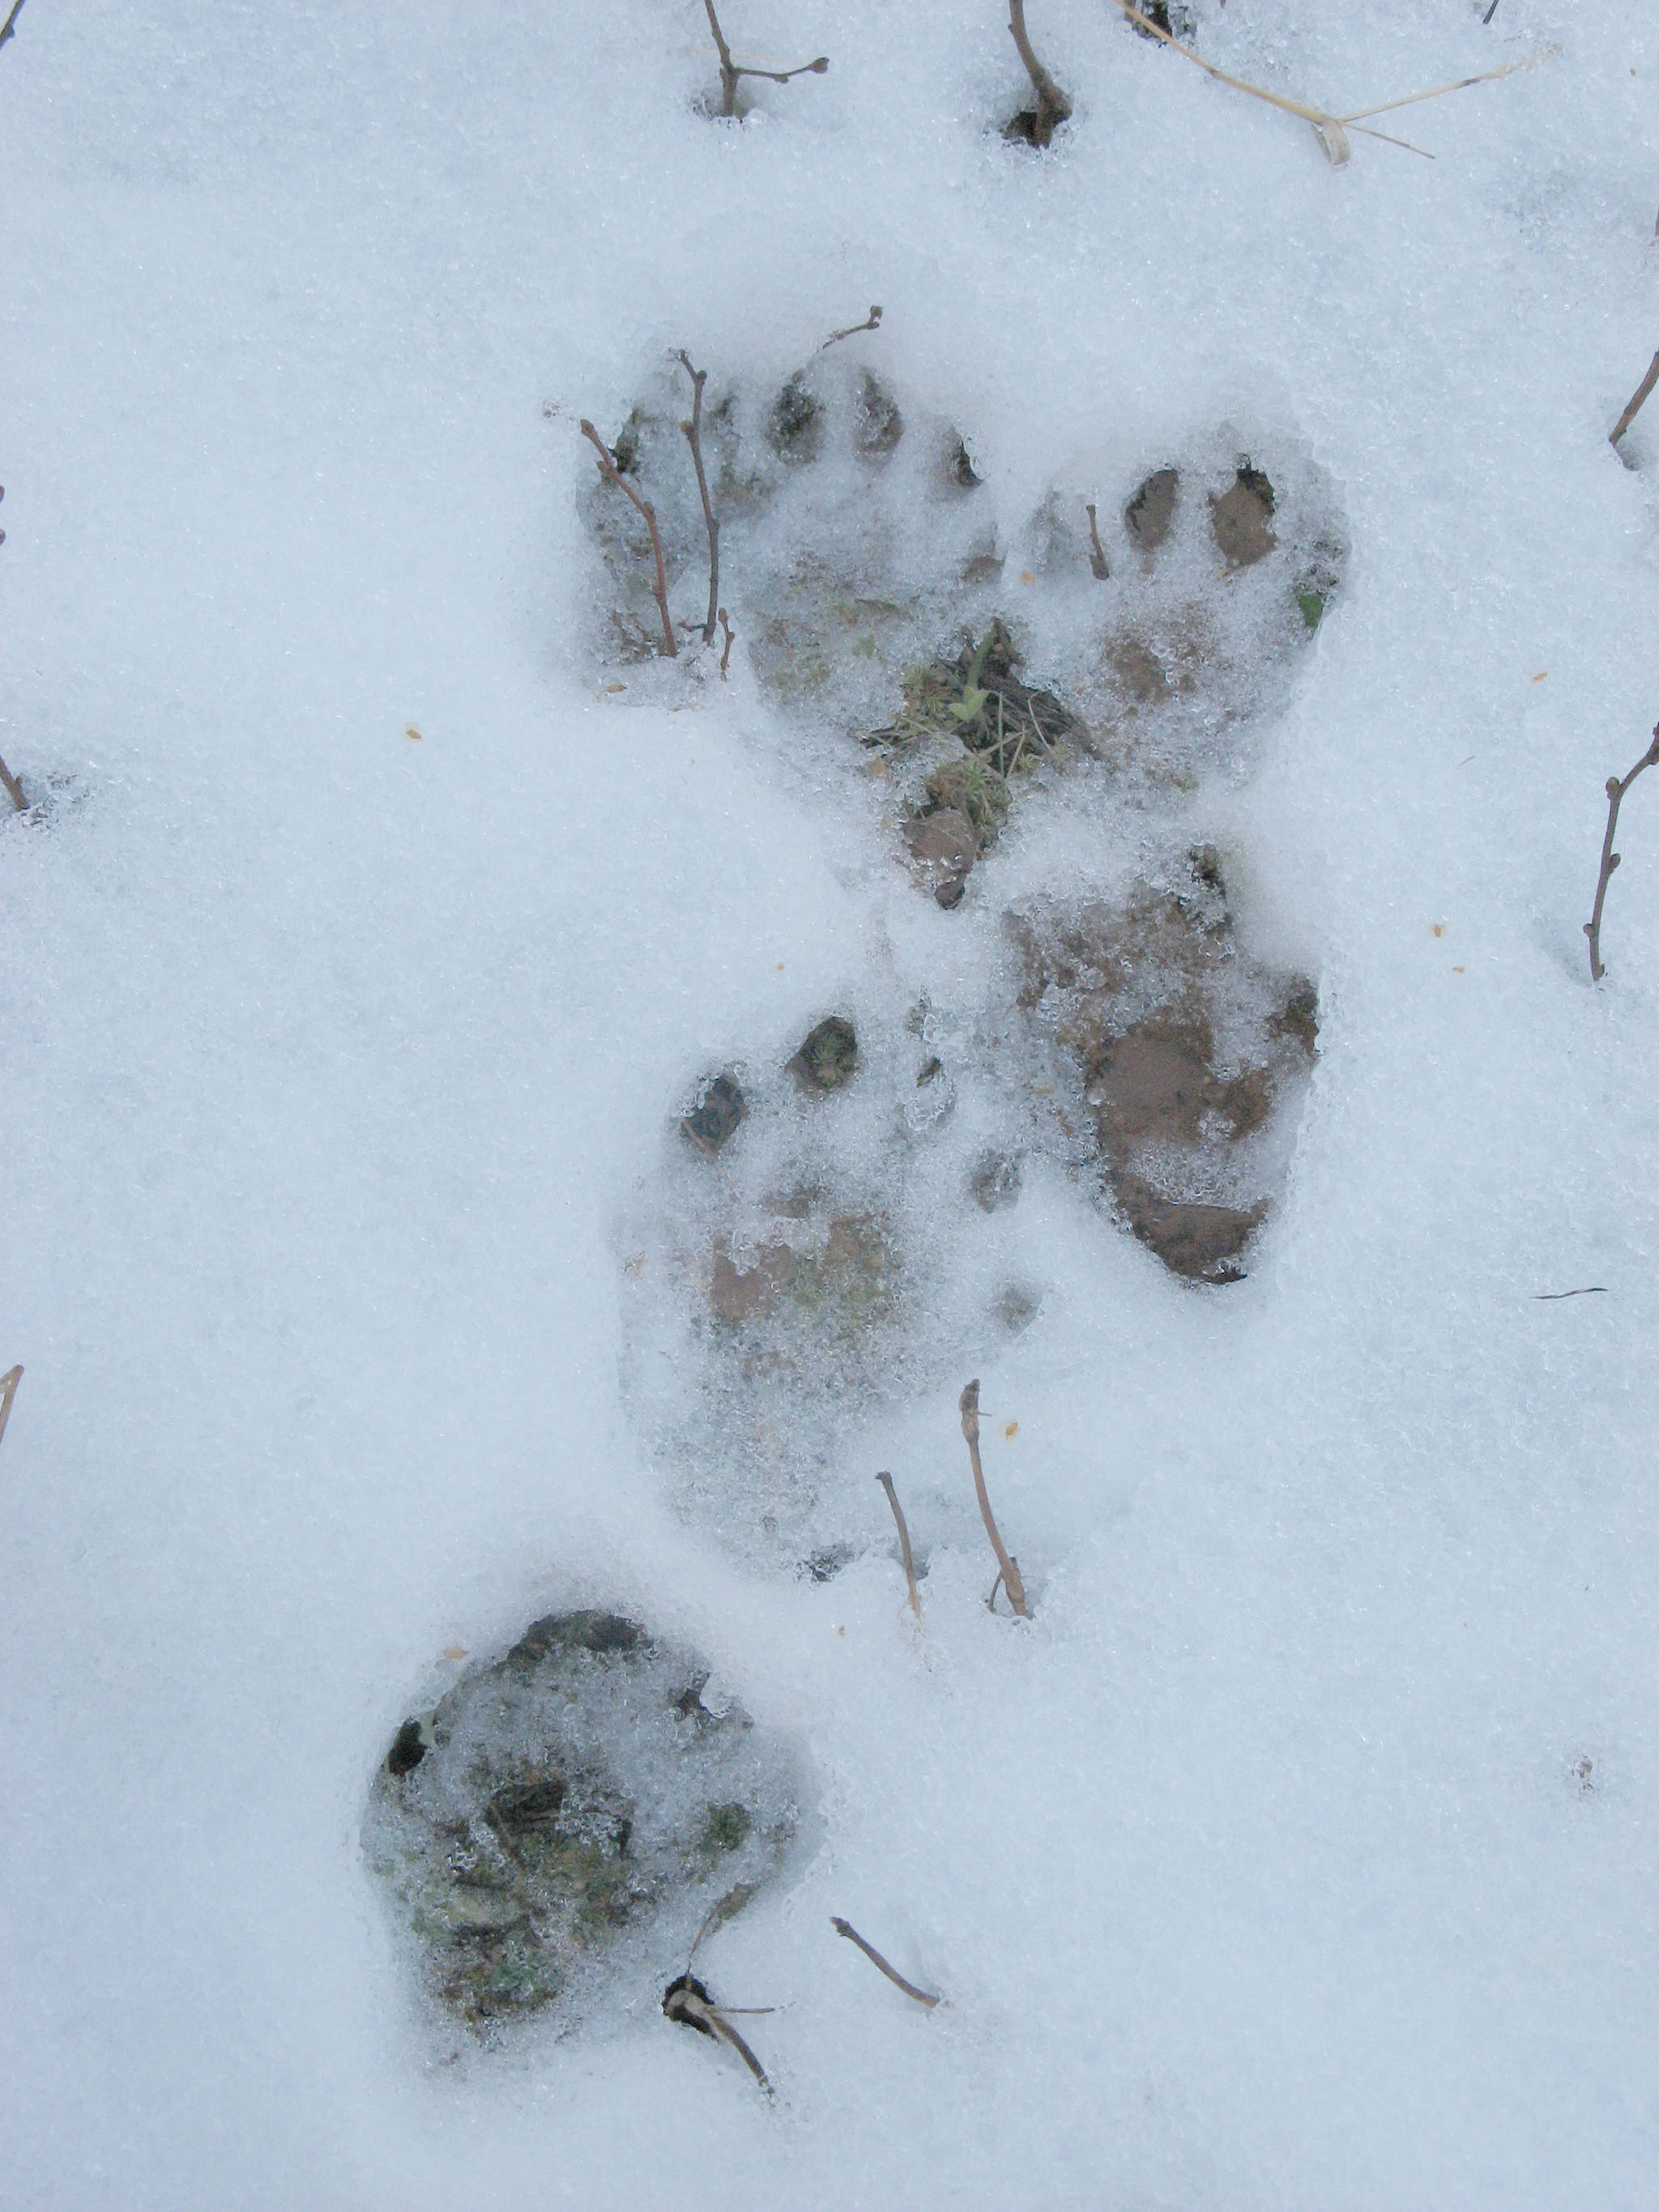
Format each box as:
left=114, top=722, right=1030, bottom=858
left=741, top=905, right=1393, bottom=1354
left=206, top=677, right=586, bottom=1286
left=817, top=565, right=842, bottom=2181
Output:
left=0, top=0, right=26, bottom=56
left=663, top=1974, right=772, bottom=2093
left=718, top=607, right=735, bottom=678
left=875, top=1472, right=923, bottom=1622
left=579, top=420, right=677, bottom=658
left=0, top=750, right=27, bottom=812
left=0, top=1365, right=20, bottom=1450
left=1533, top=1288, right=1607, bottom=1301
left=1610, top=350, right=1659, bottom=447
left=702, top=0, right=826, bottom=116
left=1008, top=0, right=1072, bottom=146
left=830, top=1917, right=941, bottom=2007
left=959, top=1380, right=1030, bottom=1617
left=821, top=305, right=882, bottom=351
left=1110, top=1, right=1547, bottom=165
left=1584, top=721, right=1659, bottom=981
left=1084, top=501, right=1109, bottom=580
left=676, top=351, right=719, bottom=645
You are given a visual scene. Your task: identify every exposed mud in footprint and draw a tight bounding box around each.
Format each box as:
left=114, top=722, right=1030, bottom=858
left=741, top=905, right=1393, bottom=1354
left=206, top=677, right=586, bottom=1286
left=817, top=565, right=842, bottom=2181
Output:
left=1006, top=850, right=1318, bottom=1281
left=364, top=1609, right=800, bottom=2035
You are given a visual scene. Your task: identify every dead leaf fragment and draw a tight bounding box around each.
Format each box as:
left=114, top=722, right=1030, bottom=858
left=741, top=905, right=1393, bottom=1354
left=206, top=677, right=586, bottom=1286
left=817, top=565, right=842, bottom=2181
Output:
left=404, top=725, right=422, bottom=741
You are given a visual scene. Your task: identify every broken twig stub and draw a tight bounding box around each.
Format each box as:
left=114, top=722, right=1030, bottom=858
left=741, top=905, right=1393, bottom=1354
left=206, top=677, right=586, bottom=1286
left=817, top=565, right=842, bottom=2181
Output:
left=1584, top=722, right=1659, bottom=981
left=830, top=1916, right=941, bottom=2006
left=580, top=419, right=677, bottom=658
left=959, top=1380, right=1030, bottom=1617
left=1610, top=350, right=1659, bottom=449
left=0, top=1365, right=21, bottom=1450
left=875, top=1472, right=923, bottom=1622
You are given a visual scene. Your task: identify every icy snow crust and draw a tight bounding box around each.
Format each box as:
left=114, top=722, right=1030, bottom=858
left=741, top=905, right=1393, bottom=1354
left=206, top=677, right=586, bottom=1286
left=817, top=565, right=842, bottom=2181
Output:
left=3, top=0, right=1659, bottom=2206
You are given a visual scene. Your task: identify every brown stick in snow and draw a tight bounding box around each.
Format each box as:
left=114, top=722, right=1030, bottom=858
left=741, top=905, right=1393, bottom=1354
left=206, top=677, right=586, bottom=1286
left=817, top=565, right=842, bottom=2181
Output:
left=579, top=420, right=677, bottom=658
left=1008, top=0, right=1072, bottom=147
left=1584, top=722, right=1659, bottom=981
left=702, top=0, right=828, bottom=117
left=0, top=1366, right=20, bottom=1450
left=675, top=352, right=720, bottom=645
left=0, top=752, right=26, bottom=812
left=830, top=1916, right=941, bottom=2007
left=821, top=306, right=883, bottom=351
left=959, top=1380, right=1030, bottom=1617
left=875, top=1472, right=922, bottom=1622
left=1610, top=350, right=1659, bottom=447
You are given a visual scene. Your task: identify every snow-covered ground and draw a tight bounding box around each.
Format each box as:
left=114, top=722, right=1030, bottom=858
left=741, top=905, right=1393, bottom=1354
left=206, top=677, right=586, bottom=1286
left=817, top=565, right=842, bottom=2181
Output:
left=3, top=2, right=1657, bottom=2205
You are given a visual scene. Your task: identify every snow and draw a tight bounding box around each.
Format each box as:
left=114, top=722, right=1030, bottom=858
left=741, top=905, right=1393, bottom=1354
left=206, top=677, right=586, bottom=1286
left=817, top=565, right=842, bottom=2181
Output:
left=2, top=0, right=1657, bottom=2204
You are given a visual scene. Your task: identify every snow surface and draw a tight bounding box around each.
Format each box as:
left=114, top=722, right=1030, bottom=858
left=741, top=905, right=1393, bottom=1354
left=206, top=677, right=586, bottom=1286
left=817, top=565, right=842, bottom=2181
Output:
left=2, top=0, right=1657, bottom=2204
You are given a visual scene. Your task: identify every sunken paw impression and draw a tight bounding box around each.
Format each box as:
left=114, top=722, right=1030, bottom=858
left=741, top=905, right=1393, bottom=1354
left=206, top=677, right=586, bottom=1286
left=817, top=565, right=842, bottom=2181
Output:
left=583, top=343, right=1333, bottom=1555
left=365, top=1609, right=800, bottom=2035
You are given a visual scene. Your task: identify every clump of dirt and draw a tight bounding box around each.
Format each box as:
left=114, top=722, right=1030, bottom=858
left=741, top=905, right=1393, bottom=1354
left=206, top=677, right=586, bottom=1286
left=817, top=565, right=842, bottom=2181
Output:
left=1210, top=462, right=1277, bottom=569
left=364, top=1610, right=799, bottom=2034
left=1007, top=853, right=1317, bottom=1281
left=1126, top=467, right=1179, bottom=553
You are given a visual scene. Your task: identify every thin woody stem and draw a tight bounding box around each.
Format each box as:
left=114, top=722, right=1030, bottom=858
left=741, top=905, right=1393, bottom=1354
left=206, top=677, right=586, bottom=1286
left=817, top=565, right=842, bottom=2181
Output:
left=666, top=1982, right=772, bottom=2092
left=830, top=1917, right=941, bottom=2007
left=1584, top=722, right=1659, bottom=981
left=676, top=352, right=719, bottom=645
left=1610, top=350, right=1659, bottom=447
left=718, top=607, right=734, bottom=678
left=875, top=1472, right=922, bottom=1621
left=579, top=420, right=677, bottom=658
left=1085, top=502, right=1109, bottom=579
left=1008, top=0, right=1072, bottom=143
left=0, top=1365, right=20, bottom=1450
left=821, top=305, right=883, bottom=351
left=0, top=0, right=26, bottom=55
left=702, top=0, right=827, bottom=113
left=959, top=1380, right=1030, bottom=1617
left=0, top=750, right=26, bottom=812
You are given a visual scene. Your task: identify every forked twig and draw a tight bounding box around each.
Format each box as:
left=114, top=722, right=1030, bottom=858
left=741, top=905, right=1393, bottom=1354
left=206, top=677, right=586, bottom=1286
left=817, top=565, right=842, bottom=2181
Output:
left=718, top=607, right=735, bottom=678
left=579, top=420, right=677, bottom=658
left=959, top=1380, right=1030, bottom=1617
left=1111, top=0, right=1549, bottom=166
left=830, top=1916, right=941, bottom=2007
left=1584, top=721, right=1659, bottom=981
left=875, top=1472, right=922, bottom=1622
left=702, top=0, right=828, bottom=117
left=676, top=351, right=720, bottom=645
left=1008, top=0, right=1072, bottom=147
left=663, top=1973, right=773, bottom=2093
left=0, top=750, right=26, bottom=812
left=1085, top=501, right=1109, bottom=580
left=0, top=1365, right=21, bottom=1450
left=1610, top=351, right=1659, bottom=447
left=821, top=305, right=883, bottom=351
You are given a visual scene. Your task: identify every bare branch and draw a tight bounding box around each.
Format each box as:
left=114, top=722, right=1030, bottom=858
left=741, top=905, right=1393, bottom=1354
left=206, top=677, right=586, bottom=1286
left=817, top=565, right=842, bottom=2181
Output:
left=1610, top=349, right=1659, bottom=447
left=821, top=305, right=883, bottom=351
left=1584, top=721, right=1659, bottom=981
left=1085, top=501, right=1109, bottom=580
left=0, top=1365, right=20, bottom=1451
left=702, top=0, right=827, bottom=116
left=830, top=1916, right=941, bottom=2007
left=0, top=751, right=26, bottom=812
left=579, top=420, right=677, bottom=658
left=959, top=1380, right=1030, bottom=1617
left=718, top=607, right=735, bottom=678
left=875, top=1472, right=922, bottom=1622
left=676, top=352, right=719, bottom=645
left=0, top=0, right=27, bottom=57
left=663, top=1973, right=772, bottom=2093
left=1008, top=0, right=1072, bottom=147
